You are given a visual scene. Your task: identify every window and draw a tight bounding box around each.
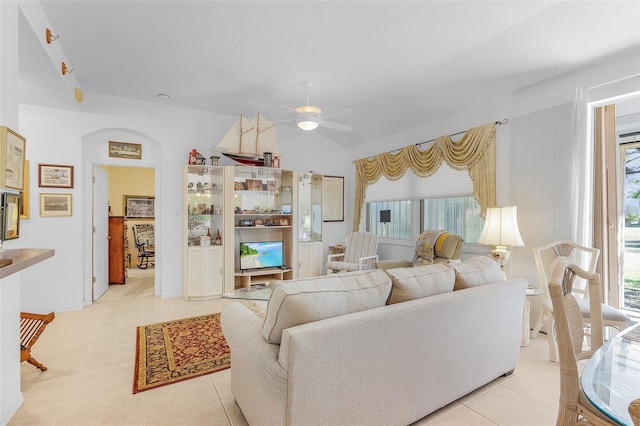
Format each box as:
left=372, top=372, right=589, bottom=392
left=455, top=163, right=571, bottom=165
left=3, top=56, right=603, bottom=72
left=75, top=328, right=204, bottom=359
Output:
left=366, top=200, right=412, bottom=239
left=421, top=196, right=484, bottom=243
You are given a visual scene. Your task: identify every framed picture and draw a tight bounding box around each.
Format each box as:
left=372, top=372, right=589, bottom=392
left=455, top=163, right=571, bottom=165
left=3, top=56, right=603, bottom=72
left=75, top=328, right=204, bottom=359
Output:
left=38, top=163, right=74, bottom=188
left=234, top=181, right=246, bottom=190
left=124, top=195, right=155, bottom=219
left=0, top=126, right=26, bottom=191
left=40, top=193, right=72, bottom=217
left=2, top=192, right=21, bottom=240
left=20, top=160, right=29, bottom=219
left=278, top=218, right=290, bottom=226
left=109, top=141, right=142, bottom=160
left=322, top=175, right=344, bottom=222
left=254, top=218, right=264, bottom=226
left=246, top=179, right=262, bottom=191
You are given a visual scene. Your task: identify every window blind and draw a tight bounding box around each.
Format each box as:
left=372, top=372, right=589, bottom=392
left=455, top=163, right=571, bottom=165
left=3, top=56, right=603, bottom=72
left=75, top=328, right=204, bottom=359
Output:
left=364, top=163, right=474, bottom=203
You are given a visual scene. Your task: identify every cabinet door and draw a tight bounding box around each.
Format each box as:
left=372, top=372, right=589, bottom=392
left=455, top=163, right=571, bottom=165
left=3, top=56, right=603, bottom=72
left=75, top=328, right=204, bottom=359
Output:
left=186, top=246, right=223, bottom=299
left=204, top=246, right=223, bottom=296
left=298, top=241, right=323, bottom=278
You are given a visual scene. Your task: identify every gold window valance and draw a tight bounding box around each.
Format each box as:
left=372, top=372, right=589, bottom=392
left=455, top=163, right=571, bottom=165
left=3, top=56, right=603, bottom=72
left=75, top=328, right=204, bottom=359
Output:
left=353, top=122, right=497, bottom=231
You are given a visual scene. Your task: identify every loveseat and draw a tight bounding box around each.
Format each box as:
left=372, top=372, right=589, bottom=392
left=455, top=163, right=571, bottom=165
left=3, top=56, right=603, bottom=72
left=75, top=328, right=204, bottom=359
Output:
left=220, top=256, right=527, bottom=426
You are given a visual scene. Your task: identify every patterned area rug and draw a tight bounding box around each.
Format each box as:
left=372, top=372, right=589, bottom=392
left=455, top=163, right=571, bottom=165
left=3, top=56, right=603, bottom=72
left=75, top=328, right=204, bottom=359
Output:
left=133, top=313, right=230, bottom=393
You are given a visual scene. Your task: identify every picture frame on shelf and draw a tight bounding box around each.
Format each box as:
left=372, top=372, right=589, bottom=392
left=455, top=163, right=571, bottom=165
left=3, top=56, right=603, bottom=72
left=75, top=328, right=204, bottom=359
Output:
left=278, top=218, right=290, bottom=226
left=246, top=179, right=262, bottom=191
left=40, top=193, right=72, bottom=217
left=234, top=181, right=246, bottom=190
left=38, top=163, right=74, bottom=188
left=0, top=126, right=26, bottom=191
left=2, top=192, right=21, bottom=240
left=108, top=141, right=142, bottom=160
left=254, top=218, right=264, bottom=226
left=124, top=195, right=155, bottom=219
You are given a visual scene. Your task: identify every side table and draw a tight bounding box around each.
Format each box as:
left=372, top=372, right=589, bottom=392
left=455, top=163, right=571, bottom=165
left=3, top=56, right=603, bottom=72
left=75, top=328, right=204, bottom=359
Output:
left=521, top=286, right=545, bottom=346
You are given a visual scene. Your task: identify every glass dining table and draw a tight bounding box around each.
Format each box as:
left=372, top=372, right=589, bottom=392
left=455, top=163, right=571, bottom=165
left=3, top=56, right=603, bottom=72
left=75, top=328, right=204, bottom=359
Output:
left=581, top=322, right=640, bottom=425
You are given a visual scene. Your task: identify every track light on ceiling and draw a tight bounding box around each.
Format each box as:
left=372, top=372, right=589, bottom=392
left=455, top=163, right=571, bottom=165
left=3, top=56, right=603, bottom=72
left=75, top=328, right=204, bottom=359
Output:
left=61, top=62, right=73, bottom=75
left=45, top=28, right=59, bottom=44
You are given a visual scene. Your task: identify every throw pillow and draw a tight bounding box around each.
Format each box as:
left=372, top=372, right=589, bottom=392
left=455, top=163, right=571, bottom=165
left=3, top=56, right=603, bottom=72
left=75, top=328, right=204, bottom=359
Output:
left=385, top=263, right=455, bottom=304
left=412, top=230, right=444, bottom=266
left=453, top=255, right=503, bottom=290
left=262, top=269, right=392, bottom=344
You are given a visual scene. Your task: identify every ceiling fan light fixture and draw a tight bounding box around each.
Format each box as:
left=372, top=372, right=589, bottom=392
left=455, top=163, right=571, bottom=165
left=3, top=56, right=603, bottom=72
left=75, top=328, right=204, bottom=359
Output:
left=298, top=120, right=319, bottom=131
left=295, top=105, right=322, bottom=115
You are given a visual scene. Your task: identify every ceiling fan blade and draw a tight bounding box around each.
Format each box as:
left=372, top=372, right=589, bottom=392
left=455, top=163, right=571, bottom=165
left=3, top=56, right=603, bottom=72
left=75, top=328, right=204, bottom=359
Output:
left=272, top=118, right=297, bottom=124
left=318, top=108, right=352, bottom=120
left=317, top=119, right=353, bottom=132
left=281, top=105, right=299, bottom=115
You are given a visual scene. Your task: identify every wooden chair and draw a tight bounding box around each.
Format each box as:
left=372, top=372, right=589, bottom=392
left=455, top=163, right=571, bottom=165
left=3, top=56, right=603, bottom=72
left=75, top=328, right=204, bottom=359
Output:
left=20, top=311, right=55, bottom=371
left=548, top=256, right=612, bottom=426
left=532, top=240, right=630, bottom=361
left=132, top=223, right=155, bottom=269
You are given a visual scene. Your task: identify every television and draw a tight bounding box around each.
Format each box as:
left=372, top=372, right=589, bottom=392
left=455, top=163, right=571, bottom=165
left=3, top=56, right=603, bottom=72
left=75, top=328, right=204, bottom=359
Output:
left=239, top=241, right=284, bottom=271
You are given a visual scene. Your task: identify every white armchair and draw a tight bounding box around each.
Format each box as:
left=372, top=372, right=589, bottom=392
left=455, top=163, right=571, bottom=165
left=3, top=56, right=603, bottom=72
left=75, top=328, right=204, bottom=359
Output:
left=326, top=231, right=379, bottom=274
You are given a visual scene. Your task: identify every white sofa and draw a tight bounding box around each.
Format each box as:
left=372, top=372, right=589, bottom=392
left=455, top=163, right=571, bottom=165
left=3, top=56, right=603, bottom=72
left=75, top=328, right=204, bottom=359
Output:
left=221, top=257, right=527, bottom=426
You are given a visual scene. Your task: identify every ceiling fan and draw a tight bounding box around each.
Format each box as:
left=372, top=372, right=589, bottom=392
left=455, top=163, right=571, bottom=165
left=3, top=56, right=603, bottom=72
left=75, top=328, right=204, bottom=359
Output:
left=279, top=83, right=353, bottom=132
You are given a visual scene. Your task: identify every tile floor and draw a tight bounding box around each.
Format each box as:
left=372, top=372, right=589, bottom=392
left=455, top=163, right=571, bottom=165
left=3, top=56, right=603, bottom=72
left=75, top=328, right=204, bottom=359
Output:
left=10, top=268, right=565, bottom=426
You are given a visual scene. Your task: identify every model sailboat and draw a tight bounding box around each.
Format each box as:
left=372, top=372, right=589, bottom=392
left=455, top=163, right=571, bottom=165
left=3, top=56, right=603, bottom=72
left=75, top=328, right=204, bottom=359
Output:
left=215, top=113, right=279, bottom=166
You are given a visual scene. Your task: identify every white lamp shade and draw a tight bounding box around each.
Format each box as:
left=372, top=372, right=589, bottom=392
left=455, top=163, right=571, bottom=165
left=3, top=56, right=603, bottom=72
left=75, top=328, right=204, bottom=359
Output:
left=479, top=206, right=524, bottom=247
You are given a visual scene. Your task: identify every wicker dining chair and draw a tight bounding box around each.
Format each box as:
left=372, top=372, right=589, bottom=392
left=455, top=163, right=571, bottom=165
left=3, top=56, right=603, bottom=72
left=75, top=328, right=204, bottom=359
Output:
left=548, top=256, right=612, bottom=426
left=20, top=311, right=55, bottom=371
left=533, top=240, right=630, bottom=362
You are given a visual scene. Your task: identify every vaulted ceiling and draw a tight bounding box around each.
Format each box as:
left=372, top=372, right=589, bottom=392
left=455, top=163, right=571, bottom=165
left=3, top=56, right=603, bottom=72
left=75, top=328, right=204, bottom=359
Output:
left=18, top=1, right=640, bottom=148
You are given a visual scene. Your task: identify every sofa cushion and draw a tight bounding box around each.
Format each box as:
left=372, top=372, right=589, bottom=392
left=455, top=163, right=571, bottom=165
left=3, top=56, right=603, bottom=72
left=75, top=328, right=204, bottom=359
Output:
left=262, top=269, right=392, bottom=344
left=453, top=256, right=503, bottom=290
left=385, top=263, right=455, bottom=304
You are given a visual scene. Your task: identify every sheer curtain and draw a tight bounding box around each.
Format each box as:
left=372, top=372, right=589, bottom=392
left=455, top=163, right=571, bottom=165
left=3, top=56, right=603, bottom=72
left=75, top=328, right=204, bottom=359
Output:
left=509, top=88, right=591, bottom=281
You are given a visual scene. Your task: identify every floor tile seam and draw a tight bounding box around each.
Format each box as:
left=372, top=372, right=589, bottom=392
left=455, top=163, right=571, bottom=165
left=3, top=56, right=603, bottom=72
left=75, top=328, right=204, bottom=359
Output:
left=141, top=397, right=226, bottom=423
left=498, top=379, right=560, bottom=412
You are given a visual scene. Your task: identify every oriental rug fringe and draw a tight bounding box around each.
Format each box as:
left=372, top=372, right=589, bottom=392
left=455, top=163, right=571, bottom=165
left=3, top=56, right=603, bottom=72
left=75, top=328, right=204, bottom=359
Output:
left=133, top=313, right=230, bottom=393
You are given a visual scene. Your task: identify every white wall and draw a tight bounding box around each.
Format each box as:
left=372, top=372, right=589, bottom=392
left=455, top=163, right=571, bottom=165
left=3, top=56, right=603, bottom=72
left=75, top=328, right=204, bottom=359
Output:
left=18, top=93, right=351, bottom=312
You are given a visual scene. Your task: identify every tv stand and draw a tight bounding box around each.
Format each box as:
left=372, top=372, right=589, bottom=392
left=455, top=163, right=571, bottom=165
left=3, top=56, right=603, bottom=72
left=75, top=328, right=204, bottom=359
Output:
left=234, top=268, right=293, bottom=289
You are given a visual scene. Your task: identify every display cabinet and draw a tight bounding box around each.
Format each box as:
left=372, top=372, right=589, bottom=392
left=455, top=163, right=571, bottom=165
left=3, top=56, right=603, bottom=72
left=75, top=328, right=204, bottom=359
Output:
left=297, top=173, right=323, bottom=278
left=223, top=165, right=296, bottom=290
left=183, top=165, right=224, bottom=300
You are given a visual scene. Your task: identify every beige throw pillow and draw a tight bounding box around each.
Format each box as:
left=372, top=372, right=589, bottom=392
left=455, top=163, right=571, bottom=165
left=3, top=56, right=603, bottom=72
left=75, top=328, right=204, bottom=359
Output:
left=453, top=256, right=503, bottom=290
left=262, top=269, right=392, bottom=344
left=385, top=263, right=455, bottom=304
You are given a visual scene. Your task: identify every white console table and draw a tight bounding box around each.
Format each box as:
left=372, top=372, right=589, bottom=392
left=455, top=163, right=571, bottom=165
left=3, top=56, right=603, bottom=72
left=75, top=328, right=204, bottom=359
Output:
left=0, top=249, right=55, bottom=426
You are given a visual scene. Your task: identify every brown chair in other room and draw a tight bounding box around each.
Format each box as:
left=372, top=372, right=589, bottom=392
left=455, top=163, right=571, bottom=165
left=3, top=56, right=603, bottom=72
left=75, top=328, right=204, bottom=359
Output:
left=20, top=311, right=55, bottom=371
left=133, top=223, right=155, bottom=269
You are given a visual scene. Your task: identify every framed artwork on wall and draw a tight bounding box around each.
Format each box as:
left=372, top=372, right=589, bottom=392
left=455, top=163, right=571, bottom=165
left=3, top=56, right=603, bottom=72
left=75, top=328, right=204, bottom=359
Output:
left=20, top=160, right=29, bottom=219
left=38, top=163, right=74, bottom=188
left=2, top=192, right=21, bottom=240
left=109, top=141, right=142, bottom=160
left=0, top=126, right=26, bottom=191
left=322, top=175, right=344, bottom=222
left=40, top=193, right=72, bottom=217
left=124, top=195, right=155, bottom=219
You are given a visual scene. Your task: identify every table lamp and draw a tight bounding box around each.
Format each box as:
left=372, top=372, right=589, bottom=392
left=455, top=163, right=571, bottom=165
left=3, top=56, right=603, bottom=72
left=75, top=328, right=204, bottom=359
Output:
left=479, top=206, right=524, bottom=269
